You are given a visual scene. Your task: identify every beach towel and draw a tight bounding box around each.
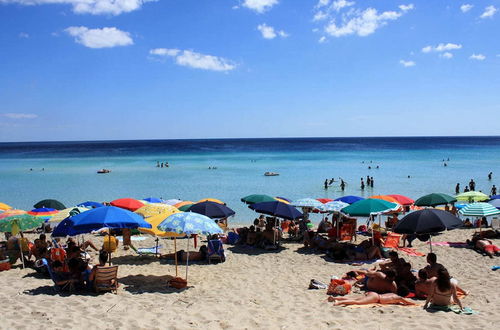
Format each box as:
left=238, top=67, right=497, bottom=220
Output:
left=137, top=245, right=163, bottom=254
left=397, top=247, right=425, bottom=257
left=341, top=303, right=422, bottom=308
left=427, top=305, right=478, bottom=315
left=116, top=236, right=147, bottom=241
left=427, top=242, right=468, bottom=248
left=336, top=259, right=385, bottom=266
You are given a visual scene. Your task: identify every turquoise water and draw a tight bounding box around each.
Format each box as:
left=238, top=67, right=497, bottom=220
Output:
left=0, top=137, right=499, bottom=224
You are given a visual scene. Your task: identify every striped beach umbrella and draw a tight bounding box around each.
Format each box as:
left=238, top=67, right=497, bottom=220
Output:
left=459, top=202, right=500, bottom=217
left=0, top=203, right=12, bottom=211
left=0, top=209, right=27, bottom=220
left=318, top=201, right=349, bottom=213
left=291, top=198, right=323, bottom=208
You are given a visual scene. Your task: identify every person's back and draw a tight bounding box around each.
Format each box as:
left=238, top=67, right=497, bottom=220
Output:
left=424, top=269, right=463, bottom=310
left=415, top=269, right=433, bottom=298
left=424, top=253, right=447, bottom=278
left=366, top=270, right=397, bottom=294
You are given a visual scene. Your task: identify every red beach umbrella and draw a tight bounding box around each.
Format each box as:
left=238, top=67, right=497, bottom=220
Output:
left=316, top=198, right=333, bottom=204
left=387, top=194, right=415, bottom=206
left=110, top=198, right=144, bottom=212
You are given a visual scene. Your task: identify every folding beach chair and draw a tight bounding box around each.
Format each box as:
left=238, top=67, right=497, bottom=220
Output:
left=383, top=232, right=402, bottom=248
left=41, top=258, right=75, bottom=292
left=94, top=265, right=119, bottom=294
left=491, top=218, right=500, bottom=231
left=207, top=240, right=225, bottom=264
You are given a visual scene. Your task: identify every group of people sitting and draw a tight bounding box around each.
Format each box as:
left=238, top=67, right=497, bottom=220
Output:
left=327, top=252, right=466, bottom=310
left=235, top=216, right=284, bottom=249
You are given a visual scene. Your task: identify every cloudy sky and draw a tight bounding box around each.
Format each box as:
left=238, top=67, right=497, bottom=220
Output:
left=1, top=0, right=499, bottom=141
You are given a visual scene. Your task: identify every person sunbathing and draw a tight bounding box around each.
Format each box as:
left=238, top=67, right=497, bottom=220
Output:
left=329, top=286, right=415, bottom=306
left=415, top=269, right=433, bottom=299
left=423, top=269, right=463, bottom=311
left=66, top=237, right=99, bottom=252
left=355, top=269, right=397, bottom=293
left=160, top=246, right=208, bottom=262
left=472, top=237, right=500, bottom=258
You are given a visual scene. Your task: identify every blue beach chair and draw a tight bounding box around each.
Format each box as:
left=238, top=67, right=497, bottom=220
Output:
left=207, top=240, right=225, bottom=264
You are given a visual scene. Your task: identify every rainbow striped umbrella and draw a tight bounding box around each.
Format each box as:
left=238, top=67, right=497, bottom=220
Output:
left=28, top=208, right=59, bottom=220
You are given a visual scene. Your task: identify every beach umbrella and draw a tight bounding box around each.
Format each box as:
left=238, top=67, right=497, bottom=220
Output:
left=490, top=195, right=500, bottom=200
left=291, top=198, right=324, bottom=208
left=316, top=198, right=333, bottom=204
left=178, top=204, right=194, bottom=212
left=276, top=196, right=291, bottom=203
left=369, top=195, right=400, bottom=204
left=341, top=199, right=398, bottom=217
left=110, top=198, right=144, bottom=212
left=164, top=199, right=183, bottom=206
left=0, top=209, right=26, bottom=220
left=174, top=201, right=193, bottom=209
left=138, top=210, right=184, bottom=238
left=70, top=206, right=152, bottom=233
left=197, top=198, right=225, bottom=204
left=49, top=207, right=89, bottom=223
left=136, top=204, right=179, bottom=218
left=187, top=201, right=235, bottom=219
left=77, top=201, right=104, bottom=209
left=249, top=201, right=303, bottom=220
left=318, top=201, right=349, bottom=213
left=142, top=197, right=164, bottom=204
left=52, top=218, right=88, bottom=237
left=0, top=203, right=12, bottom=211
left=455, top=191, right=489, bottom=203
left=335, top=195, right=364, bottom=204
left=34, top=199, right=66, bottom=210
left=414, top=193, right=456, bottom=207
left=158, top=212, right=223, bottom=281
left=459, top=202, right=500, bottom=217
left=387, top=194, right=415, bottom=206
left=28, top=208, right=59, bottom=217
left=489, top=199, right=500, bottom=209
left=241, top=194, right=275, bottom=204
left=393, top=209, right=463, bottom=252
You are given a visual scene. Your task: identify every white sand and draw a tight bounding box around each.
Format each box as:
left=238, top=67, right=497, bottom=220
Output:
left=0, top=228, right=499, bottom=330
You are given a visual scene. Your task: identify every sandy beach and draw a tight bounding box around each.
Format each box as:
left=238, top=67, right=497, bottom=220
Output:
left=0, top=228, right=498, bottom=330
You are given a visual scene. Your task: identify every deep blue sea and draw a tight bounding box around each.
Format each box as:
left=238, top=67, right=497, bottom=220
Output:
left=1, top=137, right=499, bottom=224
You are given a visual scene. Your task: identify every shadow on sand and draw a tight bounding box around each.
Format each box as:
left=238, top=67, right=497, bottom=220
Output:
left=119, top=274, right=190, bottom=294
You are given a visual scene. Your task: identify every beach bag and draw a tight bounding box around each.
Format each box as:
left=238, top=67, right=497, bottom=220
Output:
left=0, top=259, right=11, bottom=271
left=168, top=277, right=187, bottom=289
left=327, top=279, right=352, bottom=296
left=50, top=247, right=66, bottom=262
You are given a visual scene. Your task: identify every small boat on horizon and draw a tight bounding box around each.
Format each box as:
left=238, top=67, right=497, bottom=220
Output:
left=264, top=172, right=279, bottom=176
left=97, top=169, right=111, bottom=174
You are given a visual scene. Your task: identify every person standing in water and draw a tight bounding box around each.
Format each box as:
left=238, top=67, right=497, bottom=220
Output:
left=361, top=178, right=365, bottom=190
left=324, top=179, right=329, bottom=189
left=488, top=172, right=493, bottom=180
left=455, top=183, right=460, bottom=195
left=370, top=177, right=374, bottom=188
left=340, top=179, right=346, bottom=191
left=492, top=185, right=497, bottom=196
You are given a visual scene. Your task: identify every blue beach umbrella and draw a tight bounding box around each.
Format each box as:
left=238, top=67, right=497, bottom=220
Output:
left=70, top=206, right=151, bottom=233
left=489, top=199, right=500, bottom=209
left=52, top=218, right=85, bottom=237
left=77, top=201, right=104, bottom=208
left=249, top=201, right=303, bottom=220
left=142, top=197, right=164, bottom=204
left=335, top=195, right=364, bottom=204
left=187, top=201, right=235, bottom=219
left=490, top=195, right=500, bottom=200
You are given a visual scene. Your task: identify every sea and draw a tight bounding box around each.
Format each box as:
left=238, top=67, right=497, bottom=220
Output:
left=0, top=137, right=499, bottom=225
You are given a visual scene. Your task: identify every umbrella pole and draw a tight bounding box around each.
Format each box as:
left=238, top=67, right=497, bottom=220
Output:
left=19, top=232, right=25, bottom=269
left=429, top=235, right=432, bottom=253
left=174, top=238, right=178, bottom=277
left=155, top=238, right=159, bottom=258
left=185, top=236, right=190, bottom=281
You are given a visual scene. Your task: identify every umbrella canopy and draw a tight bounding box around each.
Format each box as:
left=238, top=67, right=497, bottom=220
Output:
left=341, top=199, right=398, bottom=216
left=369, top=195, right=400, bottom=204
left=158, top=212, right=223, bottom=236
left=489, top=199, right=500, bottom=209
left=291, top=198, right=324, bottom=208
left=77, top=201, right=104, bottom=208
left=52, top=218, right=86, bottom=237
left=187, top=201, right=235, bottom=219
left=49, top=207, right=89, bottom=223
left=173, top=201, right=194, bottom=209
left=335, top=195, right=364, bottom=204
left=459, top=202, right=500, bottom=217
left=318, top=201, right=349, bottom=213
left=34, top=199, right=66, bottom=210
left=0, top=209, right=26, bottom=220
left=164, top=199, right=183, bottom=205
left=393, top=209, right=463, bottom=234
left=110, top=198, right=144, bottom=212
left=490, top=195, right=500, bottom=200
left=178, top=203, right=194, bottom=212
left=414, top=193, right=456, bottom=207
left=249, top=201, right=303, bottom=220
left=455, top=191, right=490, bottom=203
left=276, top=196, right=291, bottom=203
left=197, top=198, right=225, bottom=204
left=387, top=194, right=415, bottom=206
left=142, top=197, right=164, bottom=204
left=135, top=204, right=179, bottom=218
left=70, top=206, right=152, bottom=233
left=138, top=210, right=184, bottom=238
left=0, top=214, right=45, bottom=234
left=316, top=198, right=333, bottom=204
left=241, top=194, right=276, bottom=204
left=28, top=208, right=59, bottom=217
left=0, top=202, right=12, bottom=211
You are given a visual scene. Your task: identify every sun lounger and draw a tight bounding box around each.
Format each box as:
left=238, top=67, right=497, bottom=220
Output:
left=207, top=240, right=225, bottom=263
left=94, top=265, right=118, bottom=294
left=137, top=245, right=163, bottom=255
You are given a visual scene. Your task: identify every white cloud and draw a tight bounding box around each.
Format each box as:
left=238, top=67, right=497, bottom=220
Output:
left=324, top=6, right=413, bottom=37
left=0, top=0, right=154, bottom=16
left=1, top=113, right=38, bottom=119
left=313, top=11, right=328, bottom=21
left=18, top=32, right=29, bottom=38
left=315, top=0, right=330, bottom=8
left=331, top=0, right=355, bottom=12
left=470, top=53, right=486, bottom=60
left=65, top=26, right=133, bottom=48
left=460, top=4, right=473, bottom=13
left=241, top=0, right=278, bottom=13
left=422, top=43, right=462, bottom=53
left=399, top=60, right=415, bottom=67
left=149, top=48, right=236, bottom=72
left=399, top=4, right=414, bottom=12
left=440, top=52, right=453, bottom=59
left=318, top=36, right=327, bottom=43
left=257, top=23, right=288, bottom=39
left=480, top=5, right=497, bottom=18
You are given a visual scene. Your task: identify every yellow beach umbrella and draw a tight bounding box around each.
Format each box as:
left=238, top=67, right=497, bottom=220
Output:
left=197, top=198, right=224, bottom=204
left=0, top=209, right=26, bottom=220
left=49, top=207, right=90, bottom=222
left=138, top=210, right=185, bottom=238
left=135, top=204, right=179, bottom=218
left=0, top=203, right=12, bottom=211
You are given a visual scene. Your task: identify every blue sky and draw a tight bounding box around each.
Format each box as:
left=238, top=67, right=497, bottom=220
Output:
left=0, top=0, right=499, bottom=141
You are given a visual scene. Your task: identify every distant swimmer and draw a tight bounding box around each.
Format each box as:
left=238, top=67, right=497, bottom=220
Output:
left=464, top=186, right=470, bottom=192
left=376, top=165, right=379, bottom=169
left=366, top=176, right=371, bottom=186
left=492, top=185, right=497, bottom=196
left=407, top=175, right=411, bottom=178
left=444, top=163, right=447, bottom=167
left=340, top=180, right=346, bottom=191
left=161, top=163, right=164, bottom=168
left=488, top=172, right=493, bottom=180
left=370, top=177, right=374, bottom=187
left=324, top=179, right=329, bottom=189
left=368, top=166, right=371, bottom=169
left=361, top=178, right=365, bottom=190
left=156, top=161, right=160, bottom=168
left=455, top=183, right=460, bottom=195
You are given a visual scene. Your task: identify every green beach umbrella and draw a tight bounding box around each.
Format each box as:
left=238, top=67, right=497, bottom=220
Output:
left=459, top=202, right=500, bottom=217
left=0, top=214, right=45, bottom=234
left=241, top=194, right=276, bottom=204
left=414, top=193, right=457, bottom=207
left=178, top=203, right=194, bottom=212
left=455, top=191, right=489, bottom=203
left=341, top=199, right=398, bottom=217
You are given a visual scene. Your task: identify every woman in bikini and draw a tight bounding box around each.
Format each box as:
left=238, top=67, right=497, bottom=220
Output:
left=423, top=268, right=463, bottom=310
left=328, top=287, right=415, bottom=306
